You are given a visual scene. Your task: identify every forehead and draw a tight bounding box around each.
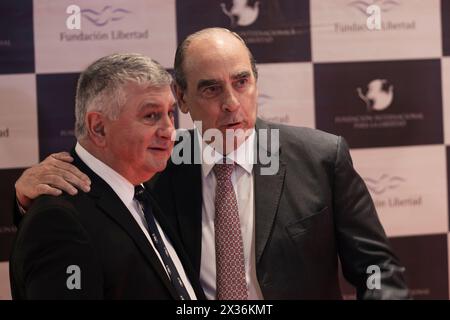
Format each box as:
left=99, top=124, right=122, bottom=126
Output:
left=184, top=33, right=252, bottom=82
left=123, top=82, right=175, bottom=107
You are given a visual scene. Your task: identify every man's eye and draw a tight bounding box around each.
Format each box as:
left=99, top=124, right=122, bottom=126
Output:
left=235, top=78, right=248, bottom=88
left=145, top=113, right=160, bottom=120
left=202, top=86, right=220, bottom=96
left=168, top=110, right=175, bottom=118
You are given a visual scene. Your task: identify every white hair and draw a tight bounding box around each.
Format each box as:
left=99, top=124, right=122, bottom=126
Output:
left=74, top=53, right=172, bottom=139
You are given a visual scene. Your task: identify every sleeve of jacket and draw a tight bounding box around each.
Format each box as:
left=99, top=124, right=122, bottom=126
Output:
left=12, top=195, right=24, bottom=228
left=332, top=136, right=410, bottom=299
left=11, top=203, right=103, bottom=299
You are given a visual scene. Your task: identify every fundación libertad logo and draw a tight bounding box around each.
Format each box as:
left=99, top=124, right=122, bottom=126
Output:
left=349, top=0, right=400, bottom=15
left=335, top=0, right=415, bottom=33
left=364, top=174, right=405, bottom=195
left=80, top=6, right=131, bottom=27
left=349, top=0, right=397, bottom=30
left=64, top=5, right=148, bottom=42
left=66, top=5, right=131, bottom=29
left=221, top=0, right=260, bottom=27
left=364, top=174, right=423, bottom=209
left=357, top=79, right=394, bottom=112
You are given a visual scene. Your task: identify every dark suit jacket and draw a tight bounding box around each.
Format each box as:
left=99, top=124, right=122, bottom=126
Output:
left=10, top=150, right=205, bottom=300
left=148, top=118, right=410, bottom=299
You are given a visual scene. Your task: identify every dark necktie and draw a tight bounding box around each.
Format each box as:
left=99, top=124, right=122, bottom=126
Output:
left=213, top=161, right=248, bottom=300
left=134, top=185, right=191, bottom=300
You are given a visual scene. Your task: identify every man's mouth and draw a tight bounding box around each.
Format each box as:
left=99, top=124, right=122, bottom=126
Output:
left=148, top=146, right=171, bottom=152
left=224, top=121, right=243, bottom=129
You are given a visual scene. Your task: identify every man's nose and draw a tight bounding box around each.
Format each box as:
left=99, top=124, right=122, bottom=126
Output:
left=157, top=113, right=175, bottom=139
left=221, top=87, right=240, bottom=112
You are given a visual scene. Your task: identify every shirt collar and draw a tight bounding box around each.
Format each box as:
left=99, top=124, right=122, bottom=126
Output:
left=75, top=142, right=136, bottom=206
left=195, top=128, right=255, bottom=178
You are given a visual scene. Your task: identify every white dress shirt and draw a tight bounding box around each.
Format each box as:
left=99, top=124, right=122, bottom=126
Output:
left=196, top=130, right=264, bottom=300
left=75, top=143, right=197, bottom=299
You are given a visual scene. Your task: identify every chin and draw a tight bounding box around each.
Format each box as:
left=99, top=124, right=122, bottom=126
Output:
left=149, top=160, right=168, bottom=173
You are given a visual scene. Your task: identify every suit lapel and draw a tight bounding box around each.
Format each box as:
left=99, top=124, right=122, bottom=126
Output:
left=96, top=195, right=179, bottom=299
left=254, top=119, right=286, bottom=264
left=170, top=130, right=203, bottom=275
left=71, top=150, right=180, bottom=299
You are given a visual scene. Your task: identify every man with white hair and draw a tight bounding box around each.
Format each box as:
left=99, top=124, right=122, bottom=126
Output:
left=10, top=53, right=204, bottom=299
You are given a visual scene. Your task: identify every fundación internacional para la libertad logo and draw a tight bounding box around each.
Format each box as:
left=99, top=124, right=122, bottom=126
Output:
left=357, top=79, right=394, bottom=112
left=220, top=0, right=260, bottom=27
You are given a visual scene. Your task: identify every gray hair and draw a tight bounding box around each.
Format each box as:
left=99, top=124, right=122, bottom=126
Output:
left=174, top=27, right=258, bottom=91
left=75, top=53, right=172, bottom=139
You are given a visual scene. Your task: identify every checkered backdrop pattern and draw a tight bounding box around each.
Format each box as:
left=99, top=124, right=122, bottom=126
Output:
left=1, top=0, right=450, bottom=300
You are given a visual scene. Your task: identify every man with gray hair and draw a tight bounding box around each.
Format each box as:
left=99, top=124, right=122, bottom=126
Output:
left=10, top=53, right=204, bottom=299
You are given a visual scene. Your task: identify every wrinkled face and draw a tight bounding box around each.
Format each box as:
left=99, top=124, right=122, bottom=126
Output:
left=177, top=32, right=258, bottom=152
left=104, top=83, right=176, bottom=183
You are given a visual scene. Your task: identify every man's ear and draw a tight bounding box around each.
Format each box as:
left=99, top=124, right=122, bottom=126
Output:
left=86, top=112, right=107, bottom=147
left=173, top=83, right=189, bottom=114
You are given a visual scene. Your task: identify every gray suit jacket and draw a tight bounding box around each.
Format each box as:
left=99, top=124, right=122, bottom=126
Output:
left=148, top=118, right=409, bottom=299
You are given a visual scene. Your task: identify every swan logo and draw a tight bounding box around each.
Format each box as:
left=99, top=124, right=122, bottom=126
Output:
left=348, top=0, right=400, bottom=15
left=364, top=174, right=405, bottom=195
left=221, top=0, right=260, bottom=27
left=80, top=6, right=132, bottom=27
left=357, top=79, right=394, bottom=111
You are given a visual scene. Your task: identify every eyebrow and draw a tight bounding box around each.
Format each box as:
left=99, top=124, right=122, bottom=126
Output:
left=232, top=71, right=251, bottom=79
left=139, top=103, right=159, bottom=111
left=139, top=101, right=177, bottom=112
left=197, top=79, right=220, bottom=91
left=196, top=71, right=252, bottom=90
